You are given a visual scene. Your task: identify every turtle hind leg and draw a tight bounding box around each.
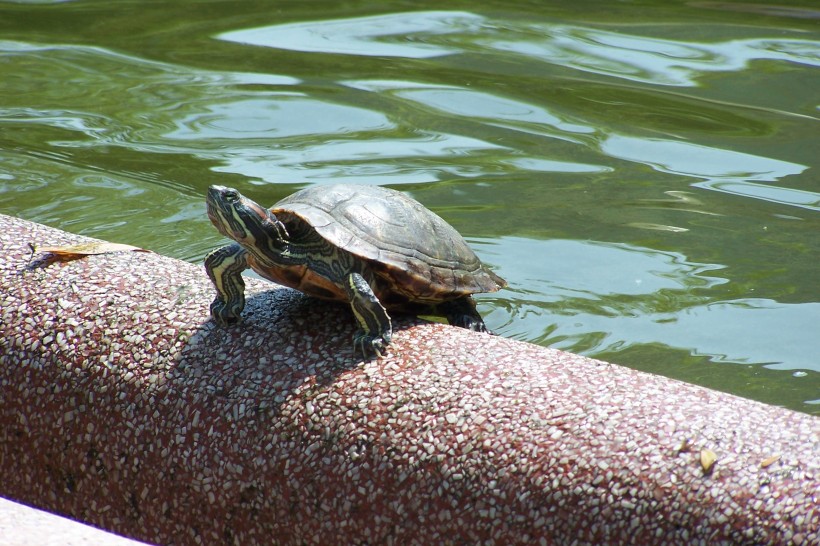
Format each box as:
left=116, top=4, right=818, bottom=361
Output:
left=205, top=243, right=249, bottom=325
left=439, top=296, right=494, bottom=334
left=344, top=272, right=392, bottom=358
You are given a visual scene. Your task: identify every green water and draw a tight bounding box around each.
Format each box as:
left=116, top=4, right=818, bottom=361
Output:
left=1, top=1, right=818, bottom=413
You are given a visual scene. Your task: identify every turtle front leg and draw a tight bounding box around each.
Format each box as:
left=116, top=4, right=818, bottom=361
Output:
left=439, top=296, right=494, bottom=334
left=205, top=243, right=249, bottom=325
left=344, top=272, right=392, bottom=358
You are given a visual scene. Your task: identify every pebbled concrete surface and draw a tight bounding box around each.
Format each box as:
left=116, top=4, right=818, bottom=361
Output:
left=0, top=213, right=818, bottom=545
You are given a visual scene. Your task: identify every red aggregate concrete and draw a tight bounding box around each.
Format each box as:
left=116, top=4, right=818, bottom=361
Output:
left=0, top=213, right=818, bottom=546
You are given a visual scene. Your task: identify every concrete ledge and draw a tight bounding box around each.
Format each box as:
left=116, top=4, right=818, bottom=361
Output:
left=1, top=213, right=818, bottom=545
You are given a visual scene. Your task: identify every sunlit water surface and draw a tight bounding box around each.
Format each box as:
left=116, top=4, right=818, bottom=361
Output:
left=1, top=1, right=818, bottom=413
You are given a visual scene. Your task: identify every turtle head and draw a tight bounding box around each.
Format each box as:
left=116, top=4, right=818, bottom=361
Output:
left=207, top=185, right=289, bottom=251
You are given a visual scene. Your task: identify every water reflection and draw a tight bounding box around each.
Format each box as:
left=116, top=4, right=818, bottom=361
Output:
left=345, top=79, right=595, bottom=136
left=219, top=11, right=483, bottom=58
left=693, top=181, right=820, bottom=212
left=602, top=135, right=818, bottom=211
left=485, top=237, right=727, bottom=302
left=3, top=34, right=813, bottom=203
left=0, top=39, right=299, bottom=150
left=0, top=39, right=521, bottom=186
left=693, top=2, right=820, bottom=20
left=487, top=27, right=820, bottom=86
left=602, top=135, right=806, bottom=182
left=541, top=298, right=820, bottom=372
left=166, top=97, right=394, bottom=140
left=481, top=236, right=819, bottom=372
left=207, top=133, right=510, bottom=185
left=219, top=11, right=820, bottom=87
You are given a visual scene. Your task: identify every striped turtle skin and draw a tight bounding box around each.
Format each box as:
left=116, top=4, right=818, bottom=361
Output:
left=205, top=184, right=506, bottom=357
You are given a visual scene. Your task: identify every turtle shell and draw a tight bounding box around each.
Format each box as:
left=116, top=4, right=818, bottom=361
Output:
left=271, top=184, right=505, bottom=303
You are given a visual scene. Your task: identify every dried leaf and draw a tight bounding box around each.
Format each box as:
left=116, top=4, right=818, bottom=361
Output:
left=760, top=454, right=781, bottom=468
left=700, top=448, right=718, bottom=474
left=26, top=241, right=151, bottom=270
left=676, top=438, right=692, bottom=454
left=35, top=242, right=149, bottom=257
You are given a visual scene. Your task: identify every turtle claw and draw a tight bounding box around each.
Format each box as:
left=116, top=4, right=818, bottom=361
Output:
left=353, top=330, right=391, bottom=359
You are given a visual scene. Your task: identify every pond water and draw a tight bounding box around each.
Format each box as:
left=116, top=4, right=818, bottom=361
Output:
left=1, top=1, right=818, bottom=413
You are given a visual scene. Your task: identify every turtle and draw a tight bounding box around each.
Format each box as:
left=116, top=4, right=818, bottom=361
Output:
left=204, top=184, right=506, bottom=357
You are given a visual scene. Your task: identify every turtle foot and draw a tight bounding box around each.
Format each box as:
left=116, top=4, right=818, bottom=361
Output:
left=353, top=330, right=392, bottom=359
left=440, top=297, right=494, bottom=334
left=210, top=298, right=244, bottom=326
left=450, top=314, right=490, bottom=333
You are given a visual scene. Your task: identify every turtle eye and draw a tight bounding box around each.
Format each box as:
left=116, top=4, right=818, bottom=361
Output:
left=223, top=189, right=240, bottom=203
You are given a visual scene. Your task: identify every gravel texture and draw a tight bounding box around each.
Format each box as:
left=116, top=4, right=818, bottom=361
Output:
left=1, top=213, right=818, bottom=545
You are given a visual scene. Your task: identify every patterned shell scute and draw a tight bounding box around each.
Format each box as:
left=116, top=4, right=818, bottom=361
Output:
left=273, top=184, right=500, bottom=299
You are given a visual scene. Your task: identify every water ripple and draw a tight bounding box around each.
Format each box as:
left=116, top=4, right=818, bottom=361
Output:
left=487, top=26, right=820, bottom=86
left=216, top=11, right=820, bottom=89
left=218, top=11, right=484, bottom=58
left=481, top=236, right=819, bottom=371
left=601, top=135, right=817, bottom=211
left=345, top=79, right=595, bottom=136
left=165, top=96, right=394, bottom=141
